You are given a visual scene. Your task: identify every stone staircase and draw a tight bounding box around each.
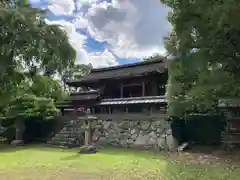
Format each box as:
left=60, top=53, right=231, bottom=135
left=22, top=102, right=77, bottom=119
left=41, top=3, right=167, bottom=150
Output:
left=46, top=120, right=85, bottom=148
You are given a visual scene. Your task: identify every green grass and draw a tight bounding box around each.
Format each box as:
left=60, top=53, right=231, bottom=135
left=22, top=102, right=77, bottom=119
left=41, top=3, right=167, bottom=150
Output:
left=0, top=145, right=239, bottom=180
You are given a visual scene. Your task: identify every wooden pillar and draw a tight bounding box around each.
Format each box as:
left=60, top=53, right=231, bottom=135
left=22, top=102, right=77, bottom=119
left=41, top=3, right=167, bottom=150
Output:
left=151, top=80, right=158, bottom=96
left=92, top=108, right=95, bottom=114
left=120, top=83, right=123, bottom=98
left=108, top=107, right=111, bottom=114
left=142, top=82, right=145, bottom=96
left=84, top=119, right=92, bottom=146
left=60, top=108, right=64, bottom=116
left=149, top=105, right=153, bottom=114
left=74, top=106, right=78, bottom=120
left=125, top=107, right=128, bottom=113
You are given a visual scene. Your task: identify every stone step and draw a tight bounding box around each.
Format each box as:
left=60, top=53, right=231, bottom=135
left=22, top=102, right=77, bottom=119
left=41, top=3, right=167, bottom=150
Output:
left=46, top=142, right=78, bottom=148
left=45, top=144, right=70, bottom=149
left=47, top=140, right=80, bottom=148
left=47, top=121, right=85, bottom=147
left=53, top=132, right=83, bottom=138
left=58, top=130, right=76, bottom=134
left=51, top=137, right=73, bottom=142
left=47, top=140, right=72, bottom=146
left=65, top=127, right=83, bottom=131
left=48, top=136, right=83, bottom=143
left=55, top=133, right=71, bottom=138
left=61, top=127, right=83, bottom=131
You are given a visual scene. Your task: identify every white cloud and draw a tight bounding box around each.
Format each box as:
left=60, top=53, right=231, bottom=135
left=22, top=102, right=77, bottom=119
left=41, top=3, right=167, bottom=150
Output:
left=45, top=19, right=87, bottom=47
left=86, top=0, right=171, bottom=58
left=73, top=16, right=89, bottom=29
left=79, top=50, right=118, bottom=68
left=48, top=0, right=75, bottom=16
left=43, top=0, right=171, bottom=67
left=45, top=19, right=117, bottom=68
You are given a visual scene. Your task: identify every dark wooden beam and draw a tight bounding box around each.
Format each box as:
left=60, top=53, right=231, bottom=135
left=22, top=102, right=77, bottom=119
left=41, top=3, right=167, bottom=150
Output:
left=92, top=107, right=95, bottom=114
left=151, top=79, right=158, bottom=96
left=120, top=83, right=123, bottom=98
left=122, top=82, right=142, bottom=87
left=142, top=82, right=145, bottom=96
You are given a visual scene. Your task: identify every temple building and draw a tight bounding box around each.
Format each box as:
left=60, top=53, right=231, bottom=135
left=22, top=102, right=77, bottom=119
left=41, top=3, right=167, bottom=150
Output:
left=48, top=58, right=178, bottom=151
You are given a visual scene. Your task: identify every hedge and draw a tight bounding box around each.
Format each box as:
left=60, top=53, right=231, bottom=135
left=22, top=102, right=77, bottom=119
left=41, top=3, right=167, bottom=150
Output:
left=171, top=114, right=226, bottom=145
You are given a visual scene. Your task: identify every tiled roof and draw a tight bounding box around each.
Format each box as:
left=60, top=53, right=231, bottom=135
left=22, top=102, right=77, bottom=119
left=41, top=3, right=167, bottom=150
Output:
left=97, top=96, right=166, bottom=105
left=66, top=58, right=166, bottom=87
left=69, top=90, right=101, bottom=101
left=56, top=96, right=167, bottom=108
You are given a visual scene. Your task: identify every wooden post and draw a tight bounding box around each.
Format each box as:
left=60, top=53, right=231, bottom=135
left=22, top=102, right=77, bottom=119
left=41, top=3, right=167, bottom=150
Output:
left=151, top=79, right=158, bottom=96
left=120, top=83, right=123, bottom=98
left=74, top=106, right=78, bottom=120
left=150, top=105, right=153, bottom=115
left=60, top=108, right=64, bottom=116
left=142, top=82, right=145, bottom=96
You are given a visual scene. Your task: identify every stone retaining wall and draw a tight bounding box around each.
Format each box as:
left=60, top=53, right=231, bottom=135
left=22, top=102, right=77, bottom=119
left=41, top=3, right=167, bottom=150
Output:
left=91, top=119, right=178, bottom=151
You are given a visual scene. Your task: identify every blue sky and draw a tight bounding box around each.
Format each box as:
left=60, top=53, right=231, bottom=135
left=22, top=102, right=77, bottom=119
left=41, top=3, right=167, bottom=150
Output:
left=29, top=0, right=171, bottom=68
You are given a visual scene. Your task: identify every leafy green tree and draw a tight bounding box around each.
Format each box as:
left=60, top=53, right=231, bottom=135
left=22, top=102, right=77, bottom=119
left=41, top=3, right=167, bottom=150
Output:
left=0, top=0, right=76, bottom=105
left=61, top=64, right=92, bottom=91
left=5, top=94, right=60, bottom=145
left=0, top=0, right=77, bottom=143
left=161, top=0, right=240, bottom=116
left=30, top=75, right=67, bottom=101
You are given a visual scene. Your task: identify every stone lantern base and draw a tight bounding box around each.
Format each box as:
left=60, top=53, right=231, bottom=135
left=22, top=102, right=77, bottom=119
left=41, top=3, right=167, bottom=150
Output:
left=79, top=145, right=97, bottom=154
left=11, top=140, right=24, bottom=146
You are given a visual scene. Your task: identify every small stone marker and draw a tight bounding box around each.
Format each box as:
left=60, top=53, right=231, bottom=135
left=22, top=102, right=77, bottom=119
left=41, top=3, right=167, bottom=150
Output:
left=177, top=142, right=189, bottom=152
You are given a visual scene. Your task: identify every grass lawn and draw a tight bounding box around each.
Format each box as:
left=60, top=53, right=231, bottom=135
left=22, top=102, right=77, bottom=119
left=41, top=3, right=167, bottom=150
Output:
left=0, top=145, right=239, bottom=180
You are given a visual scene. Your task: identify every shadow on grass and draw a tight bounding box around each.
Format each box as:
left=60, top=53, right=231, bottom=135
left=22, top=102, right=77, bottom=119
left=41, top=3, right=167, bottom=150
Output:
left=0, top=144, right=25, bottom=153
left=58, top=147, right=240, bottom=180
left=98, top=147, right=169, bottom=160
left=59, top=147, right=168, bottom=162
left=0, top=143, right=58, bottom=153
left=60, top=153, right=81, bottom=161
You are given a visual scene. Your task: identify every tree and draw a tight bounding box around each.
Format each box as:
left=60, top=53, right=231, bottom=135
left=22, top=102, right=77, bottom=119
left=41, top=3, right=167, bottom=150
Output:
left=61, top=63, right=92, bottom=91
left=0, top=0, right=77, bottom=143
left=161, top=0, right=240, bottom=75
left=0, top=0, right=76, bottom=105
left=30, top=75, right=67, bottom=101
left=5, top=94, right=60, bottom=145
left=161, top=0, right=240, bottom=116
left=0, top=72, right=68, bottom=145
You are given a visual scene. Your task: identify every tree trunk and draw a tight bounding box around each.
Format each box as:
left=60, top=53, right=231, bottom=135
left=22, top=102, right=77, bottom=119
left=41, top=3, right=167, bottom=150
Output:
left=11, top=119, right=25, bottom=146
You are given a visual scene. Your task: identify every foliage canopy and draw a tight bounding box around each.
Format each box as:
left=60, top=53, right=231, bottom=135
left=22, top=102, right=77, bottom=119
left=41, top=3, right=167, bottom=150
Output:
left=161, top=0, right=240, bottom=116
left=0, top=0, right=76, bottom=105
